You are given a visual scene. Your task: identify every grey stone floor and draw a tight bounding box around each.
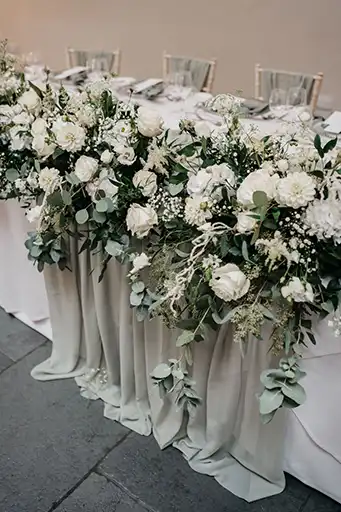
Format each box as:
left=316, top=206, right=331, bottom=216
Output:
left=0, top=308, right=340, bottom=512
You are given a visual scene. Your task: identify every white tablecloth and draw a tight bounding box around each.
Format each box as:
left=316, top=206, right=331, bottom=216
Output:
left=1, top=87, right=341, bottom=503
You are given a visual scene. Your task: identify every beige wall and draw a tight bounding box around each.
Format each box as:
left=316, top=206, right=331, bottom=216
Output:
left=1, top=0, right=340, bottom=106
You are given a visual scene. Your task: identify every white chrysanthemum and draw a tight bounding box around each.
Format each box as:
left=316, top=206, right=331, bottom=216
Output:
left=304, top=197, right=341, bottom=243
left=237, top=170, right=279, bottom=206
left=281, top=277, right=314, bottom=303
left=76, top=104, right=97, bottom=127
left=52, top=120, right=86, bottom=152
left=184, top=196, right=212, bottom=226
left=276, top=171, right=315, bottom=208
left=39, top=167, right=61, bottom=191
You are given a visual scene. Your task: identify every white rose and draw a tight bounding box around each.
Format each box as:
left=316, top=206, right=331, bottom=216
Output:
left=38, top=167, right=60, bottom=192
left=126, top=203, right=158, bottom=238
left=195, top=121, right=212, bottom=138
left=236, top=211, right=257, bottom=233
left=52, top=120, right=86, bottom=152
left=32, top=135, right=56, bottom=157
left=281, top=277, right=314, bottom=303
left=130, top=252, right=150, bottom=275
left=100, top=150, right=114, bottom=164
left=115, top=144, right=136, bottom=166
left=209, top=263, right=250, bottom=302
left=237, top=170, right=279, bottom=206
left=26, top=205, right=42, bottom=223
left=187, top=170, right=212, bottom=196
left=31, top=118, right=47, bottom=136
left=18, top=89, right=41, bottom=112
left=137, top=107, right=163, bottom=137
left=74, top=155, right=98, bottom=182
left=276, top=171, right=316, bottom=208
left=133, top=169, right=157, bottom=197
left=12, top=111, right=32, bottom=125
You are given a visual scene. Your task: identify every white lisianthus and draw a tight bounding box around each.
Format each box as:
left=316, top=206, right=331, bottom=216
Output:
left=32, top=135, right=56, bottom=157
left=184, top=196, right=212, bottom=226
left=130, top=252, right=150, bottom=275
left=133, top=169, right=157, bottom=197
left=276, top=171, right=315, bottom=208
left=100, top=150, right=114, bottom=164
left=26, top=205, right=42, bottom=223
left=137, top=107, right=163, bottom=137
left=281, top=277, right=314, bottom=303
left=38, top=167, right=61, bottom=191
left=115, top=144, right=136, bottom=166
left=126, top=204, right=158, bottom=238
left=18, top=89, right=41, bottom=112
left=237, top=170, right=279, bottom=206
left=236, top=211, right=257, bottom=233
left=195, top=121, right=212, bottom=138
left=74, top=156, right=98, bottom=182
left=52, top=120, right=86, bottom=152
left=31, top=118, right=47, bottom=136
left=209, top=263, right=250, bottom=302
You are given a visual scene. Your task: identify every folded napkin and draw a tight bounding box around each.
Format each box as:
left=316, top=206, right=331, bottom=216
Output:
left=242, top=98, right=269, bottom=116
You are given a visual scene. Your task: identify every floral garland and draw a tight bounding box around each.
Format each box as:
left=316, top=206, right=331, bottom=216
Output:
left=1, top=44, right=341, bottom=421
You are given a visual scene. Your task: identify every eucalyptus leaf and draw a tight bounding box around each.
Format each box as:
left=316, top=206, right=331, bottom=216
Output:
left=130, top=291, right=143, bottom=306
left=260, top=369, right=286, bottom=389
left=241, top=240, right=249, bottom=261
left=259, top=388, right=284, bottom=415
left=132, top=281, right=145, bottom=293
left=212, top=306, right=239, bottom=325
left=105, top=240, right=123, bottom=257
left=5, top=168, right=19, bottom=182
left=30, top=245, right=42, bottom=258
left=252, top=190, right=268, bottom=207
left=281, top=382, right=306, bottom=405
left=96, top=199, right=108, bottom=213
left=92, top=210, right=106, bottom=224
left=61, top=190, right=72, bottom=206
left=168, top=182, right=184, bottom=196
left=150, top=363, right=172, bottom=379
left=176, top=330, right=195, bottom=347
left=50, top=249, right=61, bottom=263
left=75, top=209, right=89, bottom=225
left=135, top=306, right=148, bottom=322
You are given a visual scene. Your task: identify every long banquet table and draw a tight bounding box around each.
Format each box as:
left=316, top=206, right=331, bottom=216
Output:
left=2, top=83, right=341, bottom=503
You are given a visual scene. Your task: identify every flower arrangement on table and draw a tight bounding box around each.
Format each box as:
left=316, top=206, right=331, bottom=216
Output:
left=1, top=42, right=341, bottom=421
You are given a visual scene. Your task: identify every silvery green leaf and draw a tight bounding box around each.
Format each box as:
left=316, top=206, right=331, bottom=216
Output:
left=132, top=281, right=145, bottom=294
left=260, top=369, right=285, bottom=389
left=260, top=410, right=276, bottom=424
left=61, top=190, right=72, bottom=206
left=34, top=160, right=40, bottom=172
left=184, top=345, right=193, bottom=366
left=150, top=363, right=172, bottom=379
left=176, top=330, right=195, bottom=347
left=252, top=190, right=268, bottom=207
left=322, top=301, right=334, bottom=314
left=75, top=209, right=89, bottom=225
left=212, top=306, right=239, bottom=325
left=120, top=234, right=130, bottom=247
left=168, top=182, right=184, bottom=196
left=135, top=306, right=147, bottom=322
left=105, top=197, right=115, bottom=213
left=242, top=240, right=249, bottom=261
left=172, top=368, right=184, bottom=380
left=6, top=168, right=19, bottom=182
left=30, top=245, right=42, bottom=258
left=174, top=248, right=190, bottom=258
left=281, top=382, right=306, bottom=405
left=50, top=249, right=61, bottom=263
left=105, top=240, right=123, bottom=257
left=259, top=305, right=278, bottom=322
left=96, top=199, right=108, bottom=213
left=130, top=291, right=143, bottom=306
left=259, top=388, right=284, bottom=415
left=284, top=370, right=295, bottom=379
left=92, top=210, right=106, bottom=224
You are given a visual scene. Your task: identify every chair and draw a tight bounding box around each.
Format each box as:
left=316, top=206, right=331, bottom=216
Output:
left=163, top=52, right=216, bottom=93
left=255, top=64, right=323, bottom=113
left=66, top=48, right=121, bottom=74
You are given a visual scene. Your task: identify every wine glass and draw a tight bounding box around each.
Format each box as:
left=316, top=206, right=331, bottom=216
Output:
left=287, top=87, right=311, bottom=123
left=269, top=88, right=287, bottom=119
left=166, top=71, right=193, bottom=101
left=88, top=56, right=109, bottom=73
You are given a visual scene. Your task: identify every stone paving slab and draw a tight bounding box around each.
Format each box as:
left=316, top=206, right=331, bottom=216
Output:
left=0, top=350, right=12, bottom=373
left=0, top=344, right=129, bottom=512
left=54, top=473, right=152, bottom=512
left=0, top=308, right=46, bottom=361
left=99, top=433, right=316, bottom=512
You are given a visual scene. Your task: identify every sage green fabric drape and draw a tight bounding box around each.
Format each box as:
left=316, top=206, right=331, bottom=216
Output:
left=168, top=57, right=210, bottom=92
left=260, top=70, right=315, bottom=104
left=31, top=238, right=286, bottom=502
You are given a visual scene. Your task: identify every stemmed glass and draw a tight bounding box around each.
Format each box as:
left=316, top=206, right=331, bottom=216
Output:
left=286, top=87, right=311, bottom=123
left=166, top=71, right=193, bottom=101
